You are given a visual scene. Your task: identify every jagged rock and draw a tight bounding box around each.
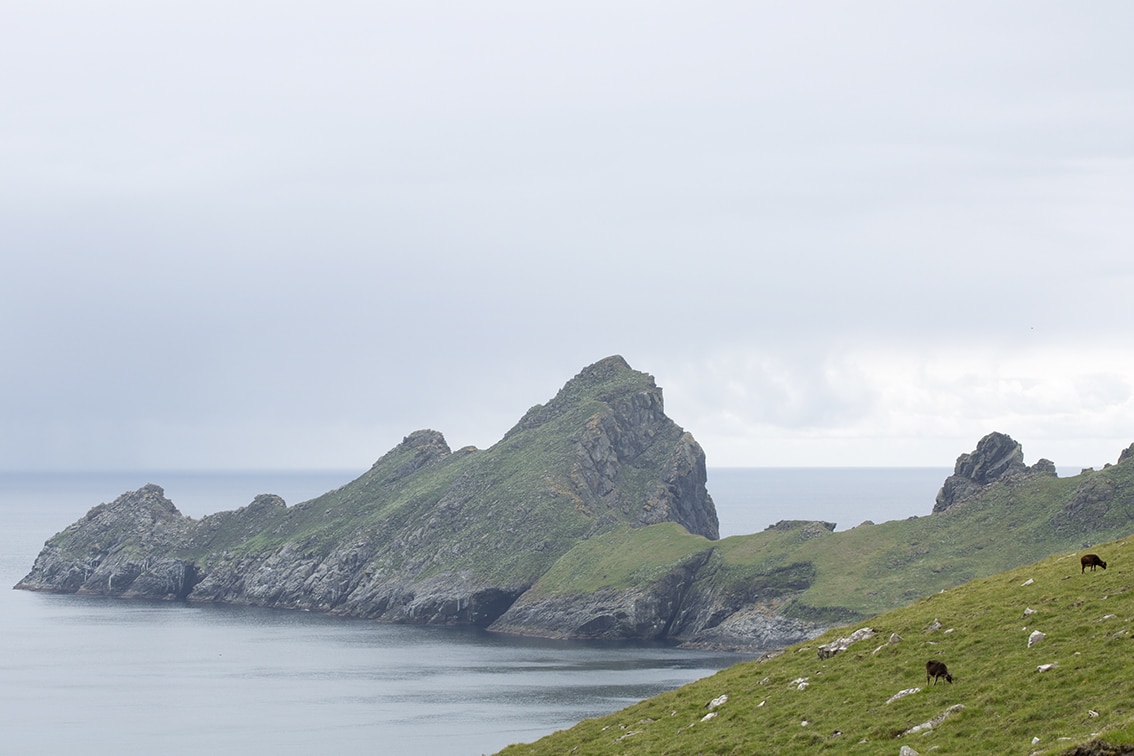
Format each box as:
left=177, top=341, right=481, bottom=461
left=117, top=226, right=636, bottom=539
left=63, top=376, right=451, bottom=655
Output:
left=935, top=432, right=1034, bottom=513
left=1028, top=630, right=1046, bottom=647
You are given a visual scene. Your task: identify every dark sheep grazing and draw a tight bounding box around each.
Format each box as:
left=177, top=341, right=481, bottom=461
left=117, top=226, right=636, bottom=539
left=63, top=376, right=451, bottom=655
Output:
left=926, top=659, right=953, bottom=685
left=1081, top=554, right=1107, bottom=573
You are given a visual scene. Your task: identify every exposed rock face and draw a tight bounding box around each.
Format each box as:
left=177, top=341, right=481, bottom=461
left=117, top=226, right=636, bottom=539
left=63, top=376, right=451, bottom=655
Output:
left=488, top=534, right=827, bottom=651
left=18, top=485, right=198, bottom=599
left=514, top=356, right=718, bottom=539
left=934, top=431, right=1055, bottom=513
left=17, top=395, right=1134, bottom=653
left=491, top=550, right=717, bottom=642
left=15, top=356, right=720, bottom=633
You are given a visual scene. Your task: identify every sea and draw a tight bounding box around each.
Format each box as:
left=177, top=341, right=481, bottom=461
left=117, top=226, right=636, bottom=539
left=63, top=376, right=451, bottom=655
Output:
left=0, top=468, right=953, bottom=755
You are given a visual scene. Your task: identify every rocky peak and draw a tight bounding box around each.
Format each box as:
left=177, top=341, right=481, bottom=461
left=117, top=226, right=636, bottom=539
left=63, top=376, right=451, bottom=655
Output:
left=370, top=429, right=452, bottom=481
left=570, top=354, right=635, bottom=385
left=952, top=432, right=1025, bottom=484
left=933, top=432, right=1053, bottom=514
left=86, top=483, right=184, bottom=523
left=242, top=493, right=287, bottom=515
left=507, top=355, right=660, bottom=436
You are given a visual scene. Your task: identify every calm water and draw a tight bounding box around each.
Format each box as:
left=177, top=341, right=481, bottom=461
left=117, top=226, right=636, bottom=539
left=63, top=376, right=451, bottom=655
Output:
left=710, top=466, right=951, bottom=536
left=0, top=468, right=955, bottom=755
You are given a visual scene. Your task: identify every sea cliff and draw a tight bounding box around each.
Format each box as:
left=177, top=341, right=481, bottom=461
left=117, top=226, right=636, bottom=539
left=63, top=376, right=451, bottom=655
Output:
left=16, top=358, right=1134, bottom=652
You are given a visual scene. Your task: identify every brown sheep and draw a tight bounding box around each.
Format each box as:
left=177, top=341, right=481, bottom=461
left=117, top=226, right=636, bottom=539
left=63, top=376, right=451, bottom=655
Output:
left=926, top=659, right=953, bottom=685
left=1081, top=554, right=1107, bottom=573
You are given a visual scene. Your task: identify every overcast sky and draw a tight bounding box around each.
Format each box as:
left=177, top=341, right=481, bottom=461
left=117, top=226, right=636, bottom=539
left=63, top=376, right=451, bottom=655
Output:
left=3, top=2, right=1132, bottom=472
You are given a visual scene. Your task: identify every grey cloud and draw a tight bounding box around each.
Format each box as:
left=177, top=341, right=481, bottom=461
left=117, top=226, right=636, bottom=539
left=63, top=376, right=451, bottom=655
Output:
left=2, top=2, right=1133, bottom=468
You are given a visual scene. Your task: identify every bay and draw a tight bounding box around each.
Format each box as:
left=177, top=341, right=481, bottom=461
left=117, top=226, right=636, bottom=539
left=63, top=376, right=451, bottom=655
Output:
left=2, top=470, right=742, bottom=756
left=0, top=466, right=982, bottom=754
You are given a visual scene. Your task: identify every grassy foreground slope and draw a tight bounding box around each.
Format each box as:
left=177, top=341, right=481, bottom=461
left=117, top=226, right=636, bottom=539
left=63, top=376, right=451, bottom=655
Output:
left=501, top=533, right=1134, bottom=755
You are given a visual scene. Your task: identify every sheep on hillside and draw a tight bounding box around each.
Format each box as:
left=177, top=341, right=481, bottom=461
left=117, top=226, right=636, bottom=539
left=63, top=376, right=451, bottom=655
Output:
left=926, top=660, right=953, bottom=685
left=1081, top=554, right=1107, bottom=573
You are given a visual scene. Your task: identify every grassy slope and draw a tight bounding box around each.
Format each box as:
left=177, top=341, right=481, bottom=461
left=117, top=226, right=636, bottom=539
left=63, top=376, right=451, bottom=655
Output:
left=178, top=358, right=676, bottom=588
left=500, top=532, right=1134, bottom=755
left=527, top=461, right=1134, bottom=624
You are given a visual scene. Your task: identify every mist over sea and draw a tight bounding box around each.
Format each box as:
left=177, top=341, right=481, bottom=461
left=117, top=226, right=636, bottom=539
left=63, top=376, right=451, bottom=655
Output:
left=1, top=467, right=969, bottom=755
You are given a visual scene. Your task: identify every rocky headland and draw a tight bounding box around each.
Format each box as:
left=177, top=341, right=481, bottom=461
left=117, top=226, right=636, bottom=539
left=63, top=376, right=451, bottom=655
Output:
left=16, top=357, right=1134, bottom=652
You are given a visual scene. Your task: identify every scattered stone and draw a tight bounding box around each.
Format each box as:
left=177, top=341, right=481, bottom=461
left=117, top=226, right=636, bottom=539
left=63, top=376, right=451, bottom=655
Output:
left=618, top=730, right=644, bottom=740
left=817, top=627, right=877, bottom=659
left=1033, top=736, right=1042, bottom=744
left=700, top=712, right=717, bottom=722
left=899, top=745, right=920, bottom=755
left=1028, top=630, right=1046, bottom=647
left=887, top=687, right=921, bottom=704
left=1024, top=607, right=1037, bottom=616
left=873, top=632, right=903, bottom=655
left=900, top=704, right=965, bottom=736
left=706, top=695, right=728, bottom=710
left=1102, top=614, right=1117, bottom=621
left=1022, top=578, right=1035, bottom=586
left=757, top=676, right=770, bottom=685
left=757, top=700, right=765, bottom=707
left=800, top=719, right=810, bottom=727
left=923, top=618, right=942, bottom=633
left=1089, top=710, right=1100, bottom=718
left=1037, top=663, right=1058, bottom=673
left=789, top=676, right=810, bottom=690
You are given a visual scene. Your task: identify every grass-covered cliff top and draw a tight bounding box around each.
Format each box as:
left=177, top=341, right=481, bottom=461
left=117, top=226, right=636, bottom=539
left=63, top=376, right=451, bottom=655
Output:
left=501, top=532, right=1134, bottom=755
left=525, top=456, right=1134, bottom=624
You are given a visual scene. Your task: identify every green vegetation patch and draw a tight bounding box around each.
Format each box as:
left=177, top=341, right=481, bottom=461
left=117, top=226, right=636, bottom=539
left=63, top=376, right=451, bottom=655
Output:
left=500, top=532, right=1134, bottom=755
left=529, top=523, right=713, bottom=597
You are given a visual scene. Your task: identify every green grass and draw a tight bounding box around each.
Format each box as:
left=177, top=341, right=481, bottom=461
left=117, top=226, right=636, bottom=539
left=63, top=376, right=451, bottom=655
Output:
left=525, top=462, right=1134, bottom=627
left=500, top=533, right=1134, bottom=755
left=526, top=523, right=713, bottom=596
